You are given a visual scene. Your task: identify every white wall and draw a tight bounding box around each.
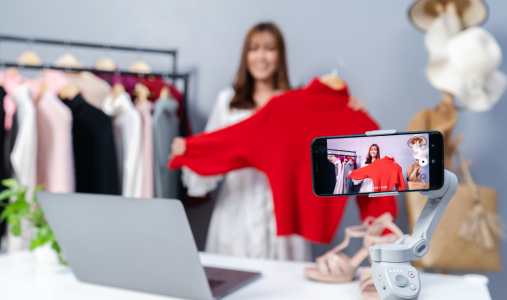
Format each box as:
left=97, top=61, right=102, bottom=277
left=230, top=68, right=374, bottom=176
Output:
left=0, top=0, right=506, bottom=297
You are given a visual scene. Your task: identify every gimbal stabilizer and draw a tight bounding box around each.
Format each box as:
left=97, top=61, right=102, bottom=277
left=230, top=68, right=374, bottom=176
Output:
left=365, top=130, right=458, bottom=300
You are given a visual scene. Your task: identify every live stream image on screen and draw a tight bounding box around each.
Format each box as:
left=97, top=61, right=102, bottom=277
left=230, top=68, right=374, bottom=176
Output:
left=324, top=134, right=430, bottom=195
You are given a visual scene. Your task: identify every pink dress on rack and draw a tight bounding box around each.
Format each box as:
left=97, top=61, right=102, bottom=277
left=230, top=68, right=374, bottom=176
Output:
left=135, top=100, right=154, bottom=198
left=36, top=70, right=75, bottom=193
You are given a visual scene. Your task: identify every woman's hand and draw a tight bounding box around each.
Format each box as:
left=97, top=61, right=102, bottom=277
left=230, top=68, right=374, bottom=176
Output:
left=348, top=95, right=368, bottom=113
left=169, top=137, right=186, bottom=160
left=348, top=170, right=352, bottom=176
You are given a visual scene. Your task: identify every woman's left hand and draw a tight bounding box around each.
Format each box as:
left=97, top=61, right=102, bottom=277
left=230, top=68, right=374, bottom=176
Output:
left=348, top=95, right=368, bottom=113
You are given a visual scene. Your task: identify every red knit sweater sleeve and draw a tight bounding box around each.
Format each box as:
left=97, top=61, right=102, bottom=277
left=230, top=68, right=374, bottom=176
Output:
left=168, top=113, right=258, bottom=176
left=395, top=165, right=407, bottom=191
left=347, top=164, right=373, bottom=180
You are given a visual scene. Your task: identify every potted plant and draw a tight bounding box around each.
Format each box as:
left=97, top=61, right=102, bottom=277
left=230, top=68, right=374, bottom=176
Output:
left=0, top=179, right=67, bottom=265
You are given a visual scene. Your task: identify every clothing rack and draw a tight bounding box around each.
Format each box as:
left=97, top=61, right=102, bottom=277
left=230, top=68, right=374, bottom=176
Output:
left=327, top=149, right=357, bottom=159
left=0, top=34, right=190, bottom=136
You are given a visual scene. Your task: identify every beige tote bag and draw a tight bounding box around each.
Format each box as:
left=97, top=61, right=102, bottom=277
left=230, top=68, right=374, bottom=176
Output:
left=405, top=153, right=503, bottom=272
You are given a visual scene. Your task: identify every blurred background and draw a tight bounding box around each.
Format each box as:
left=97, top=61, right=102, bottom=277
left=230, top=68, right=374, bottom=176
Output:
left=0, top=0, right=505, bottom=298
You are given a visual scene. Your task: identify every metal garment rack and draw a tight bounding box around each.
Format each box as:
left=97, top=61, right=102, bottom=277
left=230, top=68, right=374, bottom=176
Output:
left=327, top=149, right=357, bottom=158
left=328, top=149, right=357, bottom=194
left=0, top=34, right=190, bottom=136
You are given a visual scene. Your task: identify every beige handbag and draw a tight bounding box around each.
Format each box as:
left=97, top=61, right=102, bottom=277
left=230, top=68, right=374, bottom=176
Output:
left=405, top=152, right=503, bottom=272
left=407, top=180, right=429, bottom=190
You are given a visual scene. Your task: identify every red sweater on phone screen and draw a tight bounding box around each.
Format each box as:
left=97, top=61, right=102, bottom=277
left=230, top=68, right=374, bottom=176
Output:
left=348, top=156, right=407, bottom=192
left=169, top=78, right=398, bottom=243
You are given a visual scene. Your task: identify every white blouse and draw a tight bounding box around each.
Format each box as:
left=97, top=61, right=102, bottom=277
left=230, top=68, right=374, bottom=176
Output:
left=9, top=84, right=38, bottom=252
left=182, top=88, right=311, bottom=261
left=103, top=92, right=143, bottom=198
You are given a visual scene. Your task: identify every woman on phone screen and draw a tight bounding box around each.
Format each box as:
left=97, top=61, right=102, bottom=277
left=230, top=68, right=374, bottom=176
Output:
left=179, top=22, right=311, bottom=260
left=353, top=144, right=381, bottom=193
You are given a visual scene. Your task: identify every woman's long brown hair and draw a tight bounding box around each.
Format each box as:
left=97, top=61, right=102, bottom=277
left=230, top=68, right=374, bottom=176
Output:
left=365, top=144, right=380, bottom=165
left=229, top=22, right=291, bottom=110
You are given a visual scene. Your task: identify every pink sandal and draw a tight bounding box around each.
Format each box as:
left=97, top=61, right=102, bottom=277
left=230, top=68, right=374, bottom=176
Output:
left=360, top=267, right=380, bottom=300
left=304, top=213, right=403, bottom=283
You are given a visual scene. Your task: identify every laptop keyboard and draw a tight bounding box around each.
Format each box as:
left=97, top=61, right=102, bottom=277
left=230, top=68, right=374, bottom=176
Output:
left=208, top=278, right=226, bottom=290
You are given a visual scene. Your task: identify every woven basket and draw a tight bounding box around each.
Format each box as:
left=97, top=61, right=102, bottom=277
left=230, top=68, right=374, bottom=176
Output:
left=406, top=184, right=502, bottom=272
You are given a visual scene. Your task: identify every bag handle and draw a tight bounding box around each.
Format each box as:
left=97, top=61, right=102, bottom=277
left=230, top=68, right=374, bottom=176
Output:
left=456, top=150, right=480, bottom=204
left=455, top=150, right=504, bottom=249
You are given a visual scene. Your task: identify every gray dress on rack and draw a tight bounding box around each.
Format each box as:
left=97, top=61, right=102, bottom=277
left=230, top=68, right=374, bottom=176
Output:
left=153, top=97, right=180, bottom=199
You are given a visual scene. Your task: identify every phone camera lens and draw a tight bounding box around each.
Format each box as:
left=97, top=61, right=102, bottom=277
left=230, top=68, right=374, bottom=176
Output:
left=432, top=159, right=435, bottom=163
left=315, top=151, right=318, bottom=153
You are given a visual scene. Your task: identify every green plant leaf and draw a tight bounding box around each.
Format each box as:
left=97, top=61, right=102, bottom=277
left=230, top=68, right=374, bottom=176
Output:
left=0, top=208, right=13, bottom=223
left=0, top=189, right=16, bottom=201
left=52, top=241, right=61, bottom=253
left=11, top=222, right=21, bottom=236
left=29, top=238, right=47, bottom=251
left=1, top=179, right=19, bottom=190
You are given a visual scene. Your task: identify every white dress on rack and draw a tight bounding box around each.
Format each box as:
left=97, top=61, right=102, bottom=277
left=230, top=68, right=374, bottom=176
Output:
left=8, top=84, right=38, bottom=252
left=332, top=160, right=343, bottom=194
left=102, top=92, right=143, bottom=198
left=353, top=159, right=374, bottom=193
left=182, top=88, right=311, bottom=261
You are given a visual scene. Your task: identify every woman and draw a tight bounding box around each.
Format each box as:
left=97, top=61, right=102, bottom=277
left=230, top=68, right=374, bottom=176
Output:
left=353, top=144, right=380, bottom=193
left=172, top=22, right=367, bottom=261
left=178, top=22, right=310, bottom=261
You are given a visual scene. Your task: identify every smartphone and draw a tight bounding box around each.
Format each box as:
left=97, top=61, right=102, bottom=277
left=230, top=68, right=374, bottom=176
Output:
left=311, top=131, right=444, bottom=197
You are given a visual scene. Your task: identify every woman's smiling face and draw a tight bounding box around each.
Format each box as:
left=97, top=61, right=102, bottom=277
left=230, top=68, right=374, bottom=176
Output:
left=247, top=31, right=279, bottom=81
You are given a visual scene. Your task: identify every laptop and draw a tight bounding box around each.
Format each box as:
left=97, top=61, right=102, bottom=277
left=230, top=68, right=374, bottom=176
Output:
left=37, top=192, right=260, bottom=300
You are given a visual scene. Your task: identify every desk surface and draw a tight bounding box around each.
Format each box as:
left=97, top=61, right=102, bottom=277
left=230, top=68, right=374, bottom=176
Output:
left=0, top=251, right=491, bottom=300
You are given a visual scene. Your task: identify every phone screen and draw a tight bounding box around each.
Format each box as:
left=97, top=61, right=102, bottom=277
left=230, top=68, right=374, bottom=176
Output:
left=311, top=131, right=444, bottom=196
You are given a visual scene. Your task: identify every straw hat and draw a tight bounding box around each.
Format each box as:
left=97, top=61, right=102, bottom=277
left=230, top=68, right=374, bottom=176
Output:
left=407, top=135, right=427, bottom=148
left=427, top=26, right=506, bottom=112
left=409, top=0, right=488, bottom=32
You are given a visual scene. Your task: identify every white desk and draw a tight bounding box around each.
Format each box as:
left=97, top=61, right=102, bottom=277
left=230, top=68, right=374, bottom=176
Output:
left=0, top=251, right=491, bottom=300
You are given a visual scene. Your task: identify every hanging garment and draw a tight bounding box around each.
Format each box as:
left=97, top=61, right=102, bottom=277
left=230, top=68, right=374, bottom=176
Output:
left=9, top=84, right=37, bottom=252
left=36, top=91, right=74, bottom=193
left=332, top=160, right=342, bottom=194
left=62, top=94, right=119, bottom=195
left=135, top=100, right=154, bottom=198
left=343, top=159, right=355, bottom=194
left=0, top=71, right=39, bottom=131
left=348, top=156, right=407, bottom=192
left=182, top=87, right=311, bottom=260
left=323, top=160, right=337, bottom=194
left=103, top=92, right=143, bottom=198
left=137, top=76, right=191, bottom=136
left=65, top=71, right=111, bottom=109
left=0, top=86, right=5, bottom=181
left=11, top=85, right=37, bottom=194
left=0, top=86, right=5, bottom=244
left=97, top=72, right=138, bottom=96
left=170, top=79, right=398, bottom=243
left=153, top=97, right=180, bottom=199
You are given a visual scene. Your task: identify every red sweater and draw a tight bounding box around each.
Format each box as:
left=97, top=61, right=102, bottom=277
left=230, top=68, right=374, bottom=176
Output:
left=170, top=78, right=397, bottom=243
left=348, top=156, right=407, bottom=192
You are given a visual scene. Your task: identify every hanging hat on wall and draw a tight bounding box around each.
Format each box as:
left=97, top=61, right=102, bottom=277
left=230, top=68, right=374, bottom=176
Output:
left=407, top=135, right=427, bottom=148
left=409, top=0, right=488, bottom=32
left=427, top=26, right=507, bottom=112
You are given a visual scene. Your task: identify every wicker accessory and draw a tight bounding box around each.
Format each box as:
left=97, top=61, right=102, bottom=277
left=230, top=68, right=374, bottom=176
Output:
left=405, top=151, right=503, bottom=272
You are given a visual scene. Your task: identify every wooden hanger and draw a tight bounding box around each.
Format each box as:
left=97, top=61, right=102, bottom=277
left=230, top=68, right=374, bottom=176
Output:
left=129, top=60, right=152, bottom=74
left=17, top=50, right=43, bottom=66
left=111, top=83, right=126, bottom=102
left=159, top=86, right=172, bottom=100
left=59, top=83, right=80, bottom=100
left=7, top=50, right=43, bottom=74
left=133, top=83, right=150, bottom=102
left=94, top=57, right=117, bottom=71
left=54, top=53, right=83, bottom=69
left=320, top=69, right=345, bottom=90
